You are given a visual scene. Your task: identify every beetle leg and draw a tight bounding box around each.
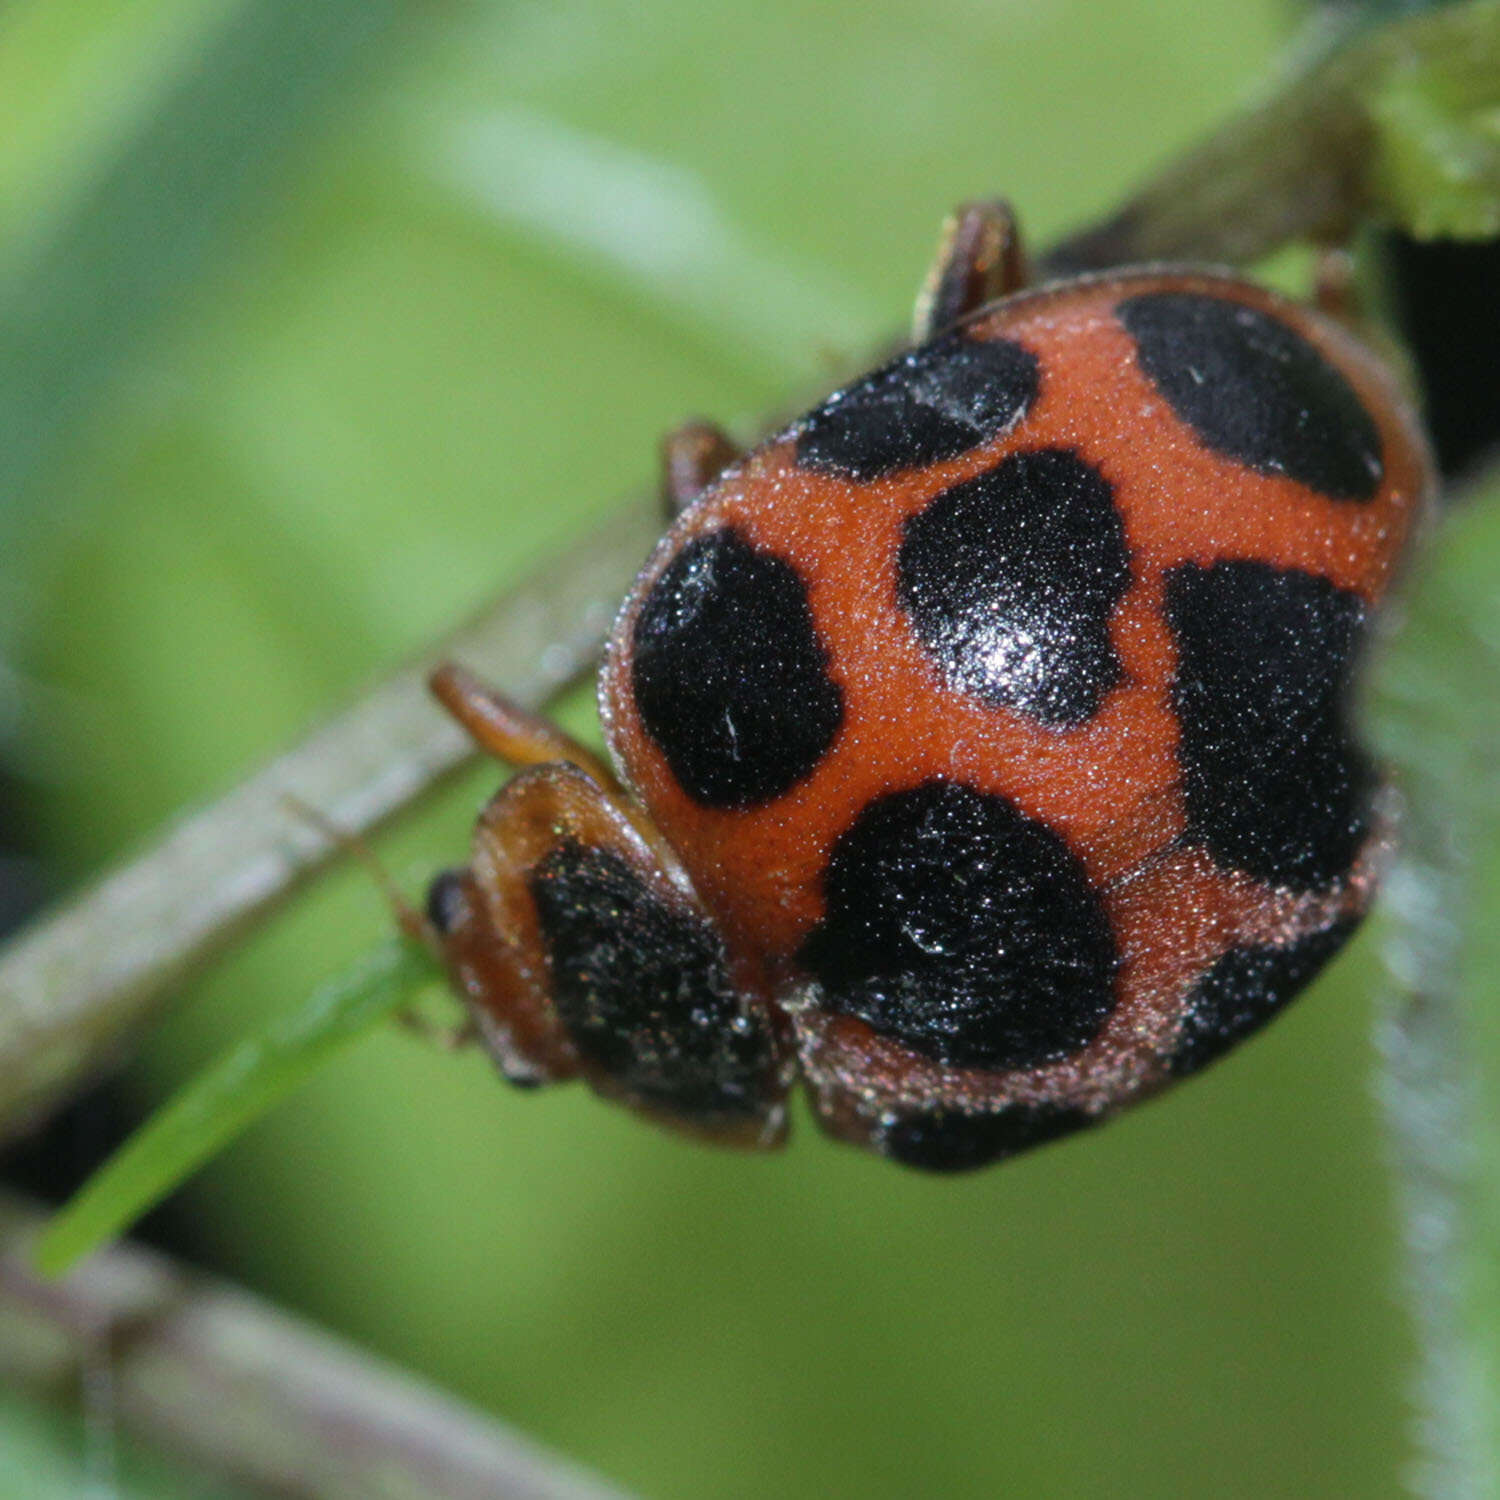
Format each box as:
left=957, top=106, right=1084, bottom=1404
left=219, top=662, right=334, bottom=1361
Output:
left=660, top=419, right=743, bottom=518
left=913, top=199, right=1029, bottom=344
left=392, top=1006, right=479, bottom=1049
left=429, top=661, right=620, bottom=793
left=1309, top=245, right=1409, bottom=374
left=1312, top=246, right=1359, bottom=325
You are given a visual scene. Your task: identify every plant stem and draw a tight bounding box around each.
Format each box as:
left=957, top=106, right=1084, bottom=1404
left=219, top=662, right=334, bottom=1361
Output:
left=0, top=1192, right=633, bottom=1500
left=1378, top=833, right=1496, bottom=1499
left=1045, top=0, right=1500, bottom=272
left=0, top=502, right=658, bottom=1139
left=1369, top=488, right=1500, bottom=1499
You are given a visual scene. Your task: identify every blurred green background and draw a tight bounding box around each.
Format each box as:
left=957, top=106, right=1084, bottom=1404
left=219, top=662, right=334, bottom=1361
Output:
left=0, top=0, right=1471, bottom=1495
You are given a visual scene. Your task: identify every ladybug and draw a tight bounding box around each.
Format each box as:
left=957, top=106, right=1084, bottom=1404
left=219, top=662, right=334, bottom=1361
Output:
left=424, top=201, right=1432, bottom=1172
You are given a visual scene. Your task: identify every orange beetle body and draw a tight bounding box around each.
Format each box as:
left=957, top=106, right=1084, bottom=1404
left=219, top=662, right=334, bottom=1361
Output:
left=428, top=216, right=1431, bottom=1172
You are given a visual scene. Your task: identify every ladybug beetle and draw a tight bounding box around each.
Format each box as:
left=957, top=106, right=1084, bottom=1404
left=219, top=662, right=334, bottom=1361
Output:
left=423, top=202, right=1432, bottom=1172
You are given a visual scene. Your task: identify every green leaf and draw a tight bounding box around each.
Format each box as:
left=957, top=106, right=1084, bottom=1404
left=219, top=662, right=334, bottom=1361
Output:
left=34, top=936, right=440, bottom=1279
left=1370, top=24, right=1500, bottom=237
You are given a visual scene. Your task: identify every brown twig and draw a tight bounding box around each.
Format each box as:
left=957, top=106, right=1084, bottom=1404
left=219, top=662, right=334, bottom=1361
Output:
left=0, top=1191, right=632, bottom=1499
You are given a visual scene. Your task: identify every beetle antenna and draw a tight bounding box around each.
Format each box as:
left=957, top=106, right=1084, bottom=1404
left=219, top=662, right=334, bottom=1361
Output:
left=280, top=791, right=434, bottom=950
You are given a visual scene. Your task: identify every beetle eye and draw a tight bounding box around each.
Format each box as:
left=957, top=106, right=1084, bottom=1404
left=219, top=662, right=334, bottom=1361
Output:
left=425, top=868, right=468, bottom=936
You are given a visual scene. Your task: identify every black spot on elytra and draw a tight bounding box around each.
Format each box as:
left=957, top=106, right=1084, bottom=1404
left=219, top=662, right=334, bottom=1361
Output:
left=631, top=528, right=842, bottom=808
left=1119, top=290, right=1383, bottom=501
left=1165, top=560, right=1374, bottom=890
left=880, top=1102, right=1092, bottom=1172
left=800, top=781, right=1118, bottom=1071
left=795, top=330, right=1038, bottom=481
left=529, top=841, right=777, bottom=1120
left=1169, top=916, right=1361, bottom=1078
left=899, top=448, right=1130, bottom=725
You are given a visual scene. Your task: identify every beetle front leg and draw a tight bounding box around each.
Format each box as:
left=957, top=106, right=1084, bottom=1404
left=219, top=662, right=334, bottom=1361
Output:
left=429, top=661, right=620, bottom=791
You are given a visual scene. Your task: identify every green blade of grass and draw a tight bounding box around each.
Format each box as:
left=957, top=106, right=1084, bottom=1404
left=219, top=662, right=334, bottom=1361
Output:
left=34, top=936, right=440, bottom=1278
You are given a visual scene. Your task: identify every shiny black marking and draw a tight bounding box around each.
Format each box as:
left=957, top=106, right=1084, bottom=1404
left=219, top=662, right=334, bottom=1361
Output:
left=795, top=330, right=1038, bottom=481
left=800, top=781, right=1117, bottom=1070
left=631, top=527, right=843, bottom=808
left=529, top=841, right=777, bottom=1120
left=880, top=1103, right=1092, bottom=1173
left=1165, top=560, right=1374, bottom=890
left=1119, top=290, right=1382, bottom=501
left=898, top=448, right=1130, bottom=725
left=425, top=868, right=468, bottom=936
left=1169, top=917, right=1361, bottom=1078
